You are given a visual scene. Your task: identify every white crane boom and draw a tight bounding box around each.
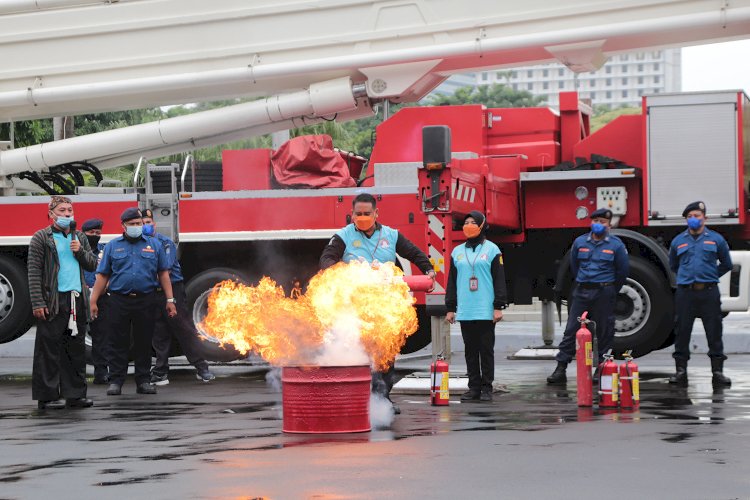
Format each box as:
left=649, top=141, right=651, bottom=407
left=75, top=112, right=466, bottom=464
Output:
left=0, top=0, right=749, bottom=178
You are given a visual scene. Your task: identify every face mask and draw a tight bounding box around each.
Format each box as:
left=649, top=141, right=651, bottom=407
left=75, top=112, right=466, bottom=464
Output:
left=125, top=226, right=143, bottom=238
left=86, top=235, right=101, bottom=248
left=463, top=222, right=482, bottom=239
left=55, top=216, right=74, bottom=229
left=591, top=222, right=606, bottom=236
left=354, top=215, right=375, bottom=231
left=143, top=224, right=155, bottom=237
left=687, top=217, right=702, bottom=231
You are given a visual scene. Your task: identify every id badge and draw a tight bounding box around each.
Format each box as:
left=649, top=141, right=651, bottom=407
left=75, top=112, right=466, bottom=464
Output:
left=469, top=276, right=479, bottom=291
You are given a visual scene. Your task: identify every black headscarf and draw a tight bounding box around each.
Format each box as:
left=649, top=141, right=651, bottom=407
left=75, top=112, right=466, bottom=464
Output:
left=464, top=210, right=487, bottom=248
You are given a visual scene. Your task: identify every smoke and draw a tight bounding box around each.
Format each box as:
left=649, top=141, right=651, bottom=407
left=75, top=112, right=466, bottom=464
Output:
left=265, top=367, right=282, bottom=393
left=369, top=393, right=395, bottom=429
left=315, top=314, right=370, bottom=366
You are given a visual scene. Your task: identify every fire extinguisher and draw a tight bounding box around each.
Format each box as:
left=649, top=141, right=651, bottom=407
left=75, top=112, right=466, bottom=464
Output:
left=575, top=311, right=593, bottom=407
left=598, top=351, right=619, bottom=408
left=430, top=354, right=450, bottom=406
left=619, top=350, right=640, bottom=410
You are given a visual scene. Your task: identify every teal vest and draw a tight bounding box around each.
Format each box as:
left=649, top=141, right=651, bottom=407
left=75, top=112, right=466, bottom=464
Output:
left=451, top=241, right=501, bottom=321
left=337, top=223, right=399, bottom=265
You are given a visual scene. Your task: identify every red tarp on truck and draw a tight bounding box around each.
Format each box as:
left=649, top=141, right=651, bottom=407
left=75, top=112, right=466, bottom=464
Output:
left=271, top=135, right=356, bottom=188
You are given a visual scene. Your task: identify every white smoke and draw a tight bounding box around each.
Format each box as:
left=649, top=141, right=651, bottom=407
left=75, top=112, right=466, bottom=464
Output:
left=265, top=367, right=282, bottom=393
left=315, top=314, right=370, bottom=367
left=369, top=392, right=395, bottom=429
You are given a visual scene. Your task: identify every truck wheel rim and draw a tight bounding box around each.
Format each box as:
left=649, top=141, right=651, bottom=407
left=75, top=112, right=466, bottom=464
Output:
left=0, top=273, right=15, bottom=324
left=614, top=278, right=651, bottom=337
left=192, top=289, right=222, bottom=343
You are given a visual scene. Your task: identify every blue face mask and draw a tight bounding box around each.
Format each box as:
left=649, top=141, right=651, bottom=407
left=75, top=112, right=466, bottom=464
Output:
left=591, top=222, right=606, bottom=236
left=687, top=217, right=702, bottom=231
left=142, top=224, right=155, bottom=237
left=55, top=216, right=74, bottom=229
left=125, top=225, right=143, bottom=238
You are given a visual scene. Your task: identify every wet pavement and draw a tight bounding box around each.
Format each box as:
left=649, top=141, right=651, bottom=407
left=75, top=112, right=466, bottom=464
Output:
left=0, top=354, right=749, bottom=499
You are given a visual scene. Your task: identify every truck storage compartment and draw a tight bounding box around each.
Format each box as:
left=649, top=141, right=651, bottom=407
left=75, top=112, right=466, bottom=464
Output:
left=485, top=156, right=521, bottom=230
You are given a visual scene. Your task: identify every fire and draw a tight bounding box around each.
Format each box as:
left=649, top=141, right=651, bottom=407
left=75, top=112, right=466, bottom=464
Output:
left=200, top=261, right=418, bottom=370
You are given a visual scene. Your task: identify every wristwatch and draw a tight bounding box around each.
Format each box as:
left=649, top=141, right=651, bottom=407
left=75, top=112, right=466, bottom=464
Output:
left=166, top=298, right=176, bottom=304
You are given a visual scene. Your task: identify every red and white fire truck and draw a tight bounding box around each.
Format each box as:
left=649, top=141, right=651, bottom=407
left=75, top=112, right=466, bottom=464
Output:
left=1, top=0, right=749, bottom=360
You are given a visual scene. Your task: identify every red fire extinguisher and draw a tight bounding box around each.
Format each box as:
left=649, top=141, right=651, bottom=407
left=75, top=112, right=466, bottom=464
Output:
left=575, top=311, right=593, bottom=407
left=619, top=350, right=639, bottom=410
left=598, top=351, right=619, bottom=408
left=430, top=354, right=450, bottom=406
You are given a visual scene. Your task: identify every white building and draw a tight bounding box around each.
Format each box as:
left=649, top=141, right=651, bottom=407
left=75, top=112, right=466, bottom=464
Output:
left=466, top=48, right=681, bottom=108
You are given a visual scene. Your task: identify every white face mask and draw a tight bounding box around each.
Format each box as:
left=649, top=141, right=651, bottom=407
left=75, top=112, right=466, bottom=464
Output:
left=125, top=226, right=143, bottom=238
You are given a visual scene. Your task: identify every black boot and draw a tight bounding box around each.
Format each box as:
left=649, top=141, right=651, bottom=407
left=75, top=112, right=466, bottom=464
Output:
left=668, top=359, right=688, bottom=386
left=546, top=362, right=567, bottom=385
left=711, top=358, right=731, bottom=387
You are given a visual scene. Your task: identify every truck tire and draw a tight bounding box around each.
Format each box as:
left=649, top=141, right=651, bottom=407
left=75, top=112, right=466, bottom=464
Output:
left=0, top=255, right=34, bottom=344
left=185, top=268, right=249, bottom=362
left=400, top=304, right=431, bottom=354
left=613, top=255, right=674, bottom=357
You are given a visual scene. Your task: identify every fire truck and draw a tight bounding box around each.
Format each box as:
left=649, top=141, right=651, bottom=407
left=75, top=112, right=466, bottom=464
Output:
left=1, top=0, right=749, bottom=360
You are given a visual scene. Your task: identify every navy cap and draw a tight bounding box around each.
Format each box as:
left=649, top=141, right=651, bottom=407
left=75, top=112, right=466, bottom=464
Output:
left=81, top=218, right=103, bottom=231
left=120, top=207, right=142, bottom=223
left=682, top=201, right=706, bottom=218
left=590, top=208, right=613, bottom=220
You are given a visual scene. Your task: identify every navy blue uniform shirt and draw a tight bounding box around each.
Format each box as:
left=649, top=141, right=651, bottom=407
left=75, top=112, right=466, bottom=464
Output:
left=570, top=232, right=629, bottom=288
left=84, top=242, right=105, bottom=288
left=669, top=228, right=732, bottom=285
left=154, top=232, right=183, bottom=283
left=96, top=235, right=170, bottom=294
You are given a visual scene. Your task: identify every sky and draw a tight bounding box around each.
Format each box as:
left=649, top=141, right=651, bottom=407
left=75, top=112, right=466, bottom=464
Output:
left=682, top=39, right=750, bottom=93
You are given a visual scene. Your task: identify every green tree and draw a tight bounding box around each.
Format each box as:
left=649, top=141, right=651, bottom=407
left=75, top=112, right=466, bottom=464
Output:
left=426, top=83, right=545, bottom=108
left=590, top=105, right=640, bottom=132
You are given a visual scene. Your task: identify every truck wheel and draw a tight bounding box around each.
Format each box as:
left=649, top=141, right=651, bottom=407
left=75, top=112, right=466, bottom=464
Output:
left=185, top=268, right=249, bottom=362
left=400, top=304, right=431, bottom=354
left=613, top=256, right=673, bottom=357
left=0, top=255, right=34, bottom=344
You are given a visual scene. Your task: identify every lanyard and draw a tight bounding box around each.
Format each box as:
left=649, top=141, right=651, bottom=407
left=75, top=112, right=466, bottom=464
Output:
left=464, top=242, right=484, bottom=276
left=364, top=228, right=385, bottom=262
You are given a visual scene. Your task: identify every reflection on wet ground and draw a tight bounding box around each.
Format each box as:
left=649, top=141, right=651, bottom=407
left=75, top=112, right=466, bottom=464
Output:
left=0, top=356, right=748, bottom=492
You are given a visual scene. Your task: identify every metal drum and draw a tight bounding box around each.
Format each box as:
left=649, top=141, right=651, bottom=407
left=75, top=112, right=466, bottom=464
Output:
left=282, top=365, right=371, bottom=433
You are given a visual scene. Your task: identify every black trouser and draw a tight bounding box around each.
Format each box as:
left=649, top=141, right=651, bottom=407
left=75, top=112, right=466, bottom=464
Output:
left=673, top=285, right=725, bottom=361
left=32, top=291, right=87, bottom=402
left=89, top=293, right=111, bottom=380
left=460, top=320, right=496, bottom=393
left=372, top=364, right=396, bottom=398
left=108, top=292, right=157, bottom=386
left=556, top=284, right=617, bottom=364
left=152, top=281, right=208, bottom=376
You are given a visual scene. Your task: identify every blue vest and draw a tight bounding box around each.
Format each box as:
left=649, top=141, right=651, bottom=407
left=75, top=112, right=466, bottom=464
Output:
left=451, top=241, right=501, bottom=321
left=337, top=223, right=399, bottom=265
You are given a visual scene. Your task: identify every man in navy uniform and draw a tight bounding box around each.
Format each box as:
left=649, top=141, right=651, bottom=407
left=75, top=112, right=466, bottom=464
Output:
left=90, top=207, right=176, bottom=396
left=547, top=208, right=629, bottom=385
left=668, top=201, right=732, bottom=387
left=141, top=209, right=215, bottom=386
left=320, top=193, right=435, bottom=413
left=82, top=218, right=110, bottom=384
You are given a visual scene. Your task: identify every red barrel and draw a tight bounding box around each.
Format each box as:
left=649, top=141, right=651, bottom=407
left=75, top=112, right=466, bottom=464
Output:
left=282, top=365, right=371, bottom=433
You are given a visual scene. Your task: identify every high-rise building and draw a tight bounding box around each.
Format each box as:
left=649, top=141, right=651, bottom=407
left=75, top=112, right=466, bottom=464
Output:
left=439, top=48, right=681, bottom=108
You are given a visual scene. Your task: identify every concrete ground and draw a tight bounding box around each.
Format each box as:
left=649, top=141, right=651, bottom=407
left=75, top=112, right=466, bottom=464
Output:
left=1, top=334, right=749, bottom=498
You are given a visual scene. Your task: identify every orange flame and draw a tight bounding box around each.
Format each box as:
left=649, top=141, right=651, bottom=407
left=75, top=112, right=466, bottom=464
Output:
left=200, top=261, right=418, bottom=370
